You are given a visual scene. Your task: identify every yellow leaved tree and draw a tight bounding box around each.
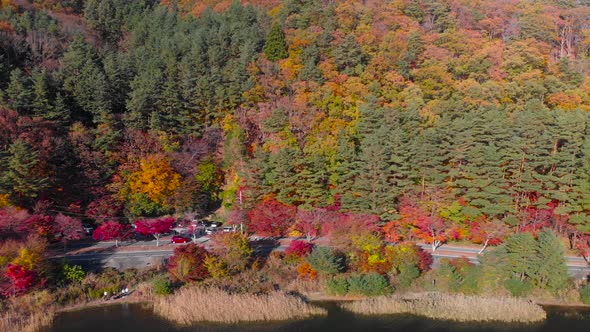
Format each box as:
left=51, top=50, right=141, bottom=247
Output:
left=126, top=155, right=181, bottom=206
left=0, top=193, right=11, bottom=208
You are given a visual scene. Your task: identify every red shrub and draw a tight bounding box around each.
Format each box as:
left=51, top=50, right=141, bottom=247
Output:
left=93, top=221, right=132, bottom=246
left=3, top=264, right=36, bottom=296
left=246, top=199, right=296, bottom=237
left=134, top=217, right=175, bottom=246
left=285, top=240, right=313, bottom=258
left=167, top=243, right=210, bottom=283
left=416, top=245, right=433, bottom=272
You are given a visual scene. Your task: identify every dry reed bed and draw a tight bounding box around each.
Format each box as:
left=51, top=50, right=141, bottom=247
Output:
left=341, top=292, right=546, bottom=323
left=154, top=287, right=326, bottom=325
left=0, top=310, right=55, bottom=332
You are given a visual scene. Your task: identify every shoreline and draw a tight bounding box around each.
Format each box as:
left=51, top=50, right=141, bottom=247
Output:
left=340, top=292, right=548, bottom=323
left=52, top=290, right=590, bottom=315
left=56, top=296, right=150, bottom=313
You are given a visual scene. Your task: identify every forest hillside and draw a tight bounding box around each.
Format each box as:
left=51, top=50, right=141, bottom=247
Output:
left=1, top=0, right=590, bottom=257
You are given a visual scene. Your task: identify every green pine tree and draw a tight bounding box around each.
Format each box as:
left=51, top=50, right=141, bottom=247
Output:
left=4, top=68, right=33, bottom=115
left=0, top=140, right=49, bottom=206
left=30, top=68, right=52, bottom=118
left=532, top=229, right=569, bottom=292
left=263, top=23, right=288, bottom=61
left=334, top=35, right=365, bottom=75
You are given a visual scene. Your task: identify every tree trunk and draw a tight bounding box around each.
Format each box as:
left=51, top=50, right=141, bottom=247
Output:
left=421, top=176, right=425, bottom=196
left=478, top=238, right=489, bottom=254
left=432, top=240, right=441, bottom=252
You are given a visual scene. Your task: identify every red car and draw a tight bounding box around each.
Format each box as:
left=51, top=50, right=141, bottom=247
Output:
left=171, top=235, right=190, bottom=244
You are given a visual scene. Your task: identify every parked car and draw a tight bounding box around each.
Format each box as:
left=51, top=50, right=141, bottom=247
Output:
left=82, top=223, right=94, bottom=235
left=172, top=223, right=188, bottom=234
left=204, top=227, right=218, bottom=235
left=171, top=235, right=190, bottom=243
left=196, top=221, right=212, bottom=228
left=223, top=226, right=235, bottom=233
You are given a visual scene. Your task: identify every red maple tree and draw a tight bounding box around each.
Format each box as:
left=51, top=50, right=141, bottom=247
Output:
left=398, top=197, right=450, bottom=252
left=24, top=214, right=54, bottom=237
left=294, top=208, right=329, bottom=241
left=53, top=213, right=84, bottom=251
left=0, top=207, right=30, bottom=237
left=469, top=219, right=510, bottom=253
left=134, top=217, right=175, bottom=246
left=3, top=263, right=36, bottom=296
left=246, top=199, right=296, bottom=237
left=285, top=240, right=314, bottom=258
left=92, top=221, right=132, bottom=247
left=167, top=243, right=209, bottom=283
left=321, top=211, right=380, bottom=249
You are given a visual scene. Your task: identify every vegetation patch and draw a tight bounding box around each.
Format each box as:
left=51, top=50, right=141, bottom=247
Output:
left=341, top=292, right=547, bottom=323
left=0, top=291, right=55, bottom=332
left=153, top=287, right=326, bottom=324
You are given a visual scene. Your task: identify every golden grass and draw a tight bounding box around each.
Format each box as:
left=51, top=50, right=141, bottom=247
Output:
left=341, top=292, right=547, bottom=323
left=153, top=287, right=326, bottom=325
left=0, top=308, right=55, bottom=332
left=0, top=290, right=56, bottom=332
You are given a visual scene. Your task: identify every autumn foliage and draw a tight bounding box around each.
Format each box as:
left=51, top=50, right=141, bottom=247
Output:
left=285, top=240, right=314, bottom=258
left=53, top=214, right=84, bottom=249
left=296, top=262, right=317, bottom=281
left=210, top=232, right=252, bottom=273
left=3, top=0, right=590, bottom=300
left=134, top=217, right=175, bottom=246
left=2, top=263, right=36, bottom=296
left=127, top=156, right=181, bottom=205
left=92, top=221, right=132, bottom=246
left=167, top=243, right=210, bottom=283
left=246, top=199, right=296, bottom=237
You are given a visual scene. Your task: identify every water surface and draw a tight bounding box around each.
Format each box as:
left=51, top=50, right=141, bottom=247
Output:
left=44, top=302, right=590, bottom=332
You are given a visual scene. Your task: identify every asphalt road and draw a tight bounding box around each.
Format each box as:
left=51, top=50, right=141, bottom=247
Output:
left=52, top=238, right=590, bottom=278
left=418, top=243, right=590, bottom=278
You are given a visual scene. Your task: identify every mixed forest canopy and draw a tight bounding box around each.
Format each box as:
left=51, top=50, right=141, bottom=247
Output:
left=2, top=0, right=590, bottom=255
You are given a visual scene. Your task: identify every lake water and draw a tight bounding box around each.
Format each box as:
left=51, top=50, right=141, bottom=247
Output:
left=44, top=302, right=590, bottom=332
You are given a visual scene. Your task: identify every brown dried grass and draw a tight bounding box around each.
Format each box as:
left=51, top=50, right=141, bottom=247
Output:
left=341, top=292, right=546, bottom=323
left=153, top=287, right=326, bottom=325
left=0, top=310, right=54, bottom=332
left=0, top=290, right=56, bottom=332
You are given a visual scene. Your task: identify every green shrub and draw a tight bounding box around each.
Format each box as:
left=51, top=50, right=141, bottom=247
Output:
left=397, top=264, right=420, bottom=289
left=63, top=264, right=85, bottom=284
left=346, top=274, right=365, bottom=295
left=153, top=277, right=172, bottom=295
left=55, top=284, right=86, bottom=305
left=87, top=286, right=119, bottom=300
left=504, top=278, right=534, bottom=297
left=122, top=268, right=139, bottom=283
left=87, top=288, right=104, bottom=300
left=96, top=268, right=123, bottom=289
left=306, top=247, right=345, bottom=275
left=362, top=273, right=394, bottom=296
left=347, top=273, right=393, bottom=296
left=438, top=258, right=482, bottom=295
left=459, top=265, right=482, bottom=295
left=326, top=277, right=349, bottom=296
left=580, top=284, right=590, bottom=305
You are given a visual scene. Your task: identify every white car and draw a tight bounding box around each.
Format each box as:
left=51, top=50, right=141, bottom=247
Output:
left=223, top=226, right=235, bottom=233
left=204, top=227, right=217, bottom=235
